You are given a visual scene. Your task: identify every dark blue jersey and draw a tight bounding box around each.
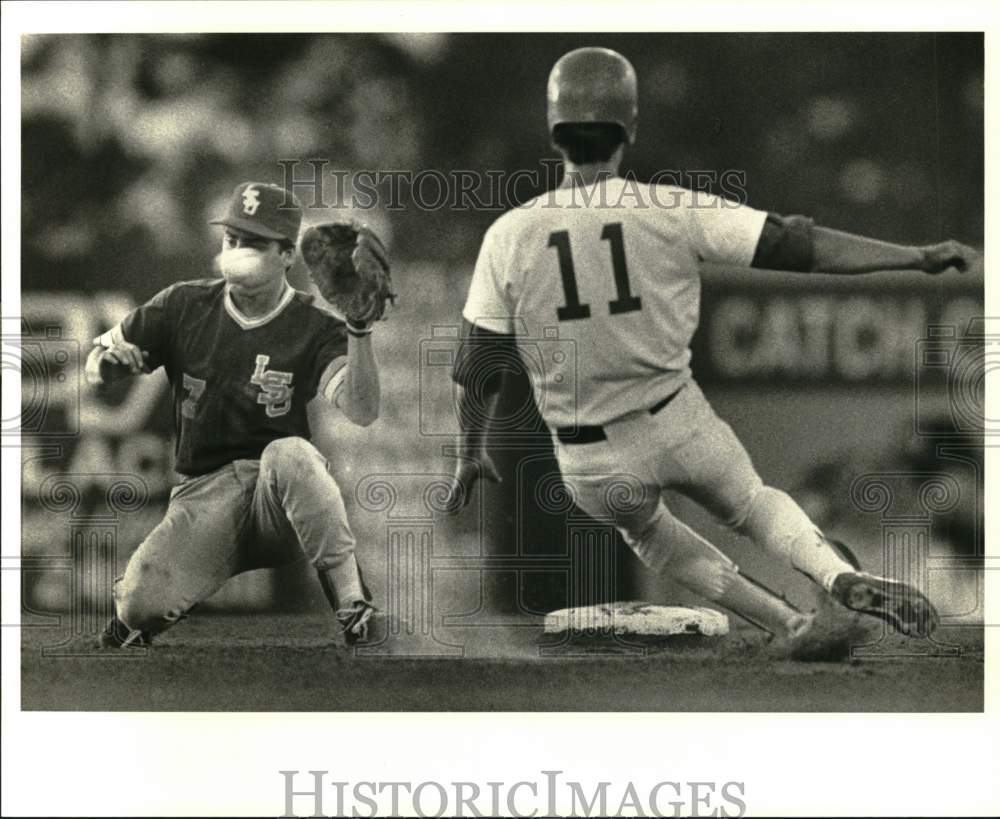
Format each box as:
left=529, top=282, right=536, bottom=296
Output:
left=118, top=279, right=348, bottom=476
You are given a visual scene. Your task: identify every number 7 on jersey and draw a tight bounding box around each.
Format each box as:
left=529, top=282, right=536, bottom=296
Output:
left=549, top=222, right=642, bottom=321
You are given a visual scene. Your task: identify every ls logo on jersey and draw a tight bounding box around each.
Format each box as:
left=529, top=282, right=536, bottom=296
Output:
left=250, top=354, right=294, bottom=417
left=242, top=187, right=261, bottom=215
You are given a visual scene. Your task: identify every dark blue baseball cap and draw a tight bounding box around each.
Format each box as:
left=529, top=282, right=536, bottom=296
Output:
left=210, top=182, right=303, bottom=243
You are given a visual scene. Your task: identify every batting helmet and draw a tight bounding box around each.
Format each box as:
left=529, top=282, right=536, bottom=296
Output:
left=547, top=47, right=638, bottom=144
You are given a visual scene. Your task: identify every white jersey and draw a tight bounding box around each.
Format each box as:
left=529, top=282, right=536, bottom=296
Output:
left=462, top=177, right=767, bottom=428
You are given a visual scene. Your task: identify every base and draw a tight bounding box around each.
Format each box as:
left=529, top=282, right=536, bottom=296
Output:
left=543, top=601, right=730, bottom=638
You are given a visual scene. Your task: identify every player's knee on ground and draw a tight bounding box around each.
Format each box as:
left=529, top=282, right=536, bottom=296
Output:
left=260, top=436, right=326, bottom=483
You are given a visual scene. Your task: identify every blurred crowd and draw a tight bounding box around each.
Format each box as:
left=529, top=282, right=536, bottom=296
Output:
left=23, top=32, right=983, bottom=296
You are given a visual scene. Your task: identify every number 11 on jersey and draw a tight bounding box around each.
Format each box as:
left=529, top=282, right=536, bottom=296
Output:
left=549, top=222, right=643, bottom=322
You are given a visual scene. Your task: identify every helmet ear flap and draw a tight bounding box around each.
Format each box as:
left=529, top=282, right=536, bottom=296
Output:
left=547, top=47, right=638, bottom=144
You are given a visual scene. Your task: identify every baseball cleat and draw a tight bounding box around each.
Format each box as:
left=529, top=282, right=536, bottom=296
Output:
left=830, top=571, right=939, bottom=636
left=97, top=615, right=151, bottom=649
left=336, top=600, right=378, bottom=646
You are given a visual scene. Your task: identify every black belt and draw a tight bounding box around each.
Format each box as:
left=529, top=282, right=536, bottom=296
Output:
left=555, top=384, right=686, bottom=445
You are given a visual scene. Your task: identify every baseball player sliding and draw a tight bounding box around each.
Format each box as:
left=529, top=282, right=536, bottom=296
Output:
left=444, top=48, right=979, bottom=640
left=87, top=182, right=392, bottom=648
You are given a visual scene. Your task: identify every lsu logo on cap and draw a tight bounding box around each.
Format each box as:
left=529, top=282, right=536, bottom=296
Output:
left=242, top=187, right=261, bottom=215
left=210, top=181, right=303, bottom=242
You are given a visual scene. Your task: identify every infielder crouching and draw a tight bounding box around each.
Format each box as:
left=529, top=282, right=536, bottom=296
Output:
left=445, top=48, right=980, bottom=642
left=87, top=183, right=384, bottom=647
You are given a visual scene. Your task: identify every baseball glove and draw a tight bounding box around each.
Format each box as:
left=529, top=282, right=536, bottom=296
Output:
left=300, top=221, right=395, bottom=327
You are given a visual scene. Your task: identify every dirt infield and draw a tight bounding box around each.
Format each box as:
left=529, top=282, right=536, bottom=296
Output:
left=21, top=613, right=983, bottom=712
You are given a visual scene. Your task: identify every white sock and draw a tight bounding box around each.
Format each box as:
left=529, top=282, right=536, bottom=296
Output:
left=738, top=486, right=853, bottom=592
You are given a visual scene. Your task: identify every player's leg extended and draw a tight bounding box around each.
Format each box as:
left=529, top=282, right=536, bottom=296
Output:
left=248, top=436, right=373, bottom=643
left=663, top=382, right=937, bottom=634
left=555, top=437, right=807, bottom=638
left=102, top=466, right=248, bottom=647
left=570, top=478, right=807, bottom=637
